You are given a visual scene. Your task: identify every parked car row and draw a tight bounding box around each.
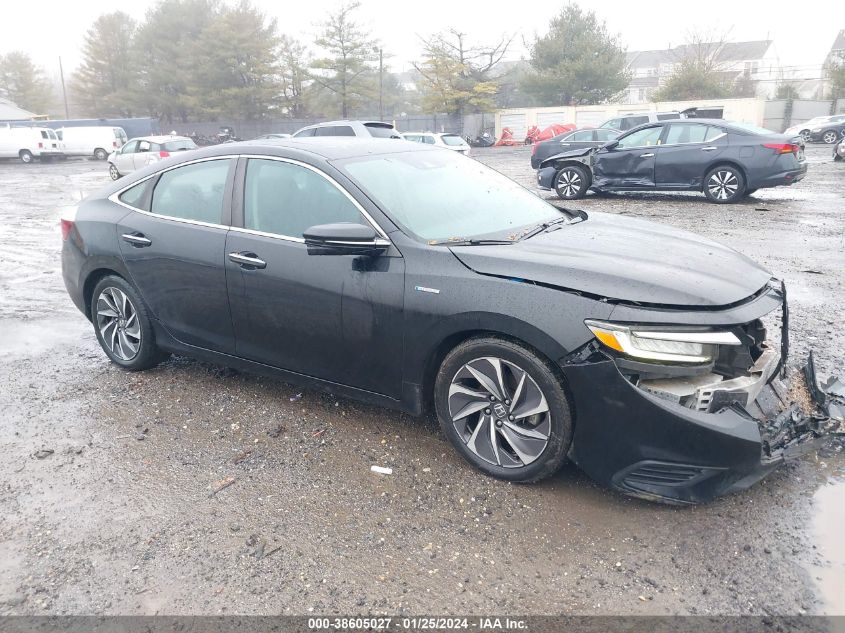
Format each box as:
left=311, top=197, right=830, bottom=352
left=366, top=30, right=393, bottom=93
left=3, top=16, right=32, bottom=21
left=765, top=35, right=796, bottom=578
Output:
left=784, top=114, right=845, bottom=144
left=0, top=125, right=128, bottom=163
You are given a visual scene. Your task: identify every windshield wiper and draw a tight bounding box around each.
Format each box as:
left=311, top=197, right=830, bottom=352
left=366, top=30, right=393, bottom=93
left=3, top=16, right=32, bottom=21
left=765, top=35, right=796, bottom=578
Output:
left=428, top=238, right=515, bottom=246
left=517, top=210, right=587, bottom=242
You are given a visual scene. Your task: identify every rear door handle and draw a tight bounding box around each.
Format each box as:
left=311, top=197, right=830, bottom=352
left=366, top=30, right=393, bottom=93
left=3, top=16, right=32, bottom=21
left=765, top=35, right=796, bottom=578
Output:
left=640, top=153, right=654, bottom=158
left=229, top=252, right=267, bottom=269
left=701, top=146, right=718, bottom=151
left=121, top=233, right=151, bottom=247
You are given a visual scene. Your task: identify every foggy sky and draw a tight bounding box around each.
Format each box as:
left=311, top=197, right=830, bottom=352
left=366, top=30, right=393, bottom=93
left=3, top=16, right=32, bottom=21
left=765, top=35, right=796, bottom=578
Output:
left=2, top=0, right=842, bottom=82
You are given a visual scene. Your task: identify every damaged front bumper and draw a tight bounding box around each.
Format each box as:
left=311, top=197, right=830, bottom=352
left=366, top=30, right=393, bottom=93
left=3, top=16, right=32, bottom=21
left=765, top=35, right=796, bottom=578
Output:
left=560, top=280, right=843, bottom=505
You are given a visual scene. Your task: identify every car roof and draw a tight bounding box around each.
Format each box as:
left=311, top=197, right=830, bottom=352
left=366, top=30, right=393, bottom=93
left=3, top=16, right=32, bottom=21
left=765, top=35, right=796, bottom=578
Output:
left=298, top=120, right=397, bottom=130
left=128, top=135, right=192, bottom=143
left=198, top=137, right=436, bottom=160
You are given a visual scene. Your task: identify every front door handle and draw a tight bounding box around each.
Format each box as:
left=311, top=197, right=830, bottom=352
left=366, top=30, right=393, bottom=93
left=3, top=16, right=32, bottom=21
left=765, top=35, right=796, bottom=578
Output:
left=229, top=252, right=267, bottom=270
left=701, top=146, right=718, bottom=151
left=121, top=233, right=152, bottom=247
left=640, top=153, right=654, bottom=158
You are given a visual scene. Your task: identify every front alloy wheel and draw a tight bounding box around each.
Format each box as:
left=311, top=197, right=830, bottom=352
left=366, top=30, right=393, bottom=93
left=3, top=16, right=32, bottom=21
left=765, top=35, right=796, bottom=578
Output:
left=435, top=337, right=572, bottom=482
left=554, top=165, right=588, bottom=200
left=704, top=166, right=745, bottom=203
left=448, top=357, right=550, bottom=468
left=109, top=163, right=120, bottom=180
left=822, top=130, right=839, bottom=144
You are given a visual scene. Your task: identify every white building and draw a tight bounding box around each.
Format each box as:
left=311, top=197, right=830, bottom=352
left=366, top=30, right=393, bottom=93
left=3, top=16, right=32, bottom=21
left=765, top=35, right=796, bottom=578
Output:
left=624, top=40, right=778, bottom=103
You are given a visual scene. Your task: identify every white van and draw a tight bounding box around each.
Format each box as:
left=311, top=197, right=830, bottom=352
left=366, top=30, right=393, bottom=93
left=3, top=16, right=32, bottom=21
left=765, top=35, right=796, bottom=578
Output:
left=0, top=126, right=64, bottom=163
left=57, top=126, right=128, bottom=160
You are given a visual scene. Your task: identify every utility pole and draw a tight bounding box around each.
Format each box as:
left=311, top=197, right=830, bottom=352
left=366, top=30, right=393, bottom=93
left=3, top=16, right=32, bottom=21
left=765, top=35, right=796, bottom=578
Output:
left=378, top=47, right=384, bottom=122
left=58, top=57, right=69, bottom=119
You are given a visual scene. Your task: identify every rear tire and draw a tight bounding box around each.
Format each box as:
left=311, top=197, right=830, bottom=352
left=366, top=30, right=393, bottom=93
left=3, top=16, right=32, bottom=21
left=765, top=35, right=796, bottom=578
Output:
left=703, top=165, right=745, bottom=203
left=94, top=148, right=108, bottom=161
left=20, top=150, right=33, bottom=164
left=109, top=163, right=121, bottom=180
left=434, top=336, right=573, bottom=483
left=553, top=165, right=589, bottom=200
left=91, top=275, right=168, bottom=371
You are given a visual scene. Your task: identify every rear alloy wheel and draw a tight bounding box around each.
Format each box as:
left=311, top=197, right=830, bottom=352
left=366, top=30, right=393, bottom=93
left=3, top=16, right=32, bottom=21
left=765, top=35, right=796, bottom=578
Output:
left=704, top=165, right=745, bottom=203
left=554, top=165, right=588, bottom=200
left=20, top=150, right=33, bottom=164
left=435, top=337, right=572, bottom=482
left=91, top=275, right=167, bottom=371
left=94, top=148, right=108, bottom=161
left=108, top=163, right=120, bottom=180
left=822, top=130, right=839, bottom=144
left=800, top=130, right=811, bottom=142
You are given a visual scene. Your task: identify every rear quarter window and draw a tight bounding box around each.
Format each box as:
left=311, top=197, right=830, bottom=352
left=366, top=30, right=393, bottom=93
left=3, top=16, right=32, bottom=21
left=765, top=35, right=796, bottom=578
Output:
left=118, top=179, right=152, bottom=210
left=365, top=124, right=400, bottom=138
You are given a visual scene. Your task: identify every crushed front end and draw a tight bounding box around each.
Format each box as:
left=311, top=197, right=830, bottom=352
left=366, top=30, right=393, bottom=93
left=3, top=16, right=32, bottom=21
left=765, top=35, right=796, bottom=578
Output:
left=560, top=280, right=844, bottom=504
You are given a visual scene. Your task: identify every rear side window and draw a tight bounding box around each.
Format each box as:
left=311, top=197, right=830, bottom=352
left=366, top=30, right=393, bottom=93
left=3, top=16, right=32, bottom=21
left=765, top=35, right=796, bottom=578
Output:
left=616, top=126, right=662, bottom=148
left=601, top=119, right=622, bottom=129
left=244, top=159, right=365, bottom=238
left=293, top=128, right=316, bottom=137
left=151, top=159, right=232, bottom=224
left=162, top=139, right=198, bottom=151
left=118, top=180, right=151, bottom=210
left=664, top=123, right=710, bottom=145
left=568, top=130, right=593, bottom=142
left=440, top=135, right=466, bottom=146
left=595, top=129, right=619, bottom=141
left=41, top=131, right=49, bottom=139
left=364, top=123, right=399, bottom=138
left=315, top=125, right=355, bottom=137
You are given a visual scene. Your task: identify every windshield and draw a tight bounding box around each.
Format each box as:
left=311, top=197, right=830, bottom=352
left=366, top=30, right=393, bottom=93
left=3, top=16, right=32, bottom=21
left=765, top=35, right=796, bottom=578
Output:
left=337, top=150, right=562, bottom=242
left=440, top=134, right=467, bottom=147
left=163, top=139, right=198, bottom=151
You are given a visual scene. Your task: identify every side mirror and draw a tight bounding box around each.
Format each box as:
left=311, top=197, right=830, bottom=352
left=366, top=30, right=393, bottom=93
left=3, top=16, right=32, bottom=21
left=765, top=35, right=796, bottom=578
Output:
left=602, top=140, right=619, bottom=150
left=303, top=223, right=389, bottom=257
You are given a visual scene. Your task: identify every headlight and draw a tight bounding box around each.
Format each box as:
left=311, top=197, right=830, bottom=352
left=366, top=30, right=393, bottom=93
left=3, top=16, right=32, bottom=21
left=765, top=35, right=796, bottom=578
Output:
left=585, top=320, right=741, bottom=364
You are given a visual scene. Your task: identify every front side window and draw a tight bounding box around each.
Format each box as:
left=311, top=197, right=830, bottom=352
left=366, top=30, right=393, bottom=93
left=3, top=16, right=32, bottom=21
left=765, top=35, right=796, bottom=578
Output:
left=339, top=150, right=562, bottom=242
left=138, top=140, right=152, bottom=152
left=244, top=159, right=365, bottom=238
left=595, top=129, right=620, bottom=142
left=150, top=159, right=232, bottom=224
left=121, top=141, right=138, bottom=154
left=616, top=126, right=662, bottom=149
left=293, top=128, right=316, bottom=137
left=601, top=118, right=622, bottom=130
left=315, top=125, right=355, bottom=137
left=404, top=134, right=423, bottom=143
left=40, top=130, right=49, bottom=139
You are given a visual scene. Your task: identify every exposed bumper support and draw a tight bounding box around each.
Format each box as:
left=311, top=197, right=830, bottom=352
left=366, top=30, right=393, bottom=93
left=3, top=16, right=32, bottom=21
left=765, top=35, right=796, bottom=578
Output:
left=561, top=352, right=843, bottom=505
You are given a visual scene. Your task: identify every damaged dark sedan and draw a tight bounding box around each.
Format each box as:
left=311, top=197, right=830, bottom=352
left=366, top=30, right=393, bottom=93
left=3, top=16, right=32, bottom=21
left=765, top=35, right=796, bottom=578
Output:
left=537, top=119, right=807, bottom=203
left=61, top=139, right=841, bottom=504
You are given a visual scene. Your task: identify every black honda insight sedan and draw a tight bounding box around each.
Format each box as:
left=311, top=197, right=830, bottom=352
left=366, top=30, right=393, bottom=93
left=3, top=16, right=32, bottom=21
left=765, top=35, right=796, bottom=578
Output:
left=61, top=139, right=826, bottom=504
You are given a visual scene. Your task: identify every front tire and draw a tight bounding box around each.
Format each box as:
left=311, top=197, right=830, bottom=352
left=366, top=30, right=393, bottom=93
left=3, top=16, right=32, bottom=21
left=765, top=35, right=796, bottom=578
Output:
left=434, top=337, right=573, bottom=483
left=91, top=275, right=167, bottom=371
left=704, top=165, right=745, bottom=203
left=108, top=163, right=121, bottom=180
left=553, top=165, right=589, bottom=200
left=94, top=148, right=108, bottom=161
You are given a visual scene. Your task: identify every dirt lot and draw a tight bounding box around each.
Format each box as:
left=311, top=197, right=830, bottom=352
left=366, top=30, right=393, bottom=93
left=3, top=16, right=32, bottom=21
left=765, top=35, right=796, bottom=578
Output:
left=0, top=146, right=843, bottom=617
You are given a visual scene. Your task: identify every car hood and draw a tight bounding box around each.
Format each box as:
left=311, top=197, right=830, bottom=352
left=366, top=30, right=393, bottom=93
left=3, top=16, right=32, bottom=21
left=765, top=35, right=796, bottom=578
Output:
left=540, top=146, right=595, bottom=167
left=449, top=212, right=772, bottom=307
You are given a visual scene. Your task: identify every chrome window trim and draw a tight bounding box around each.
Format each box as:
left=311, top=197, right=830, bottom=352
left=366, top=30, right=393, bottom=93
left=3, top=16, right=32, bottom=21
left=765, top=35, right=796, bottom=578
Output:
left=107, top=153, right=392, bottom=245
left=234, top=154, right=391, bottom=242
left=108, top=155, right=238, bottom=230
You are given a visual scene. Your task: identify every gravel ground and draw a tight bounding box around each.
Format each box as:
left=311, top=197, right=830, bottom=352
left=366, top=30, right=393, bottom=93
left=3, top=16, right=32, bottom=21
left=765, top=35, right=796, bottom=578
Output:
left=0, top=147, right=843, bottom=617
